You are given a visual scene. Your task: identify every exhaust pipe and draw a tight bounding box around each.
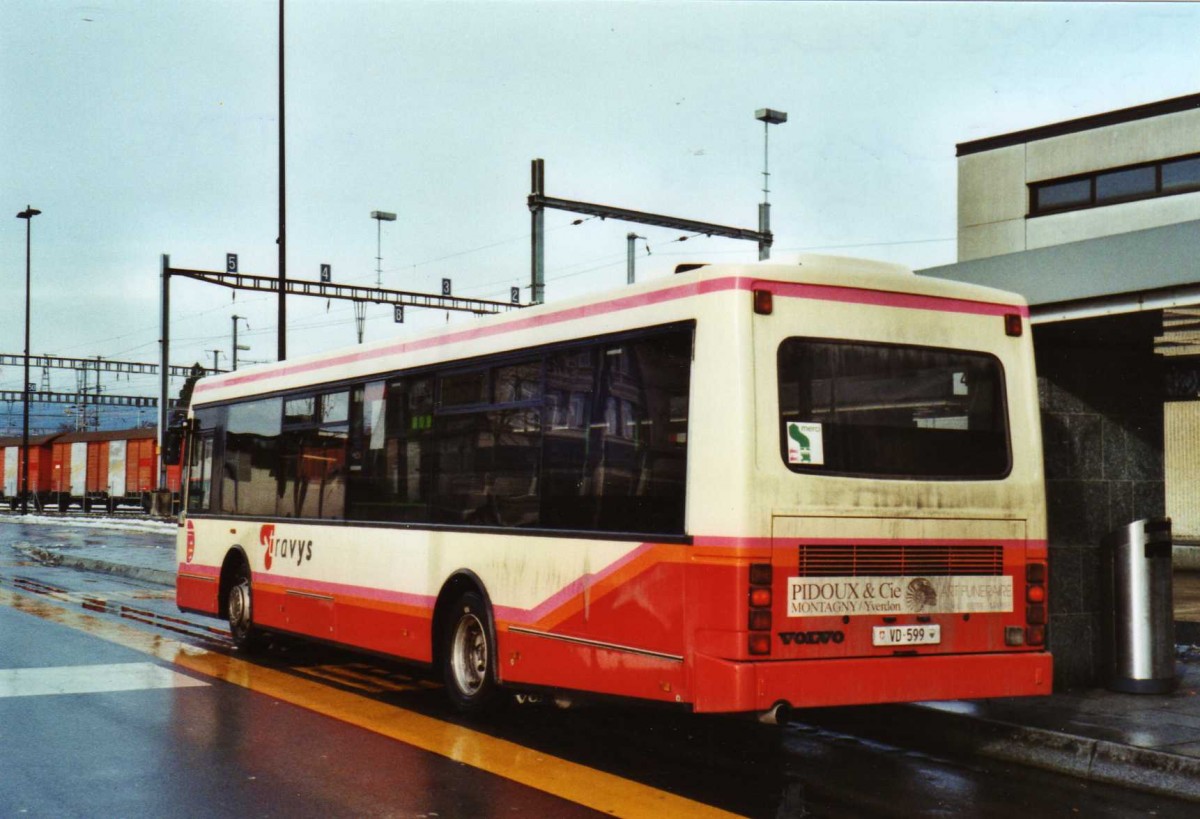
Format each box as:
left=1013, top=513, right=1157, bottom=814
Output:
left=759, top=701, right=792, bottom=725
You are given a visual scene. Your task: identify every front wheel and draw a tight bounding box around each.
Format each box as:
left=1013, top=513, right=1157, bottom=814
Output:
left=441, top=591, right=500, bottom=714
left=228, top=567, right=265, bottom=652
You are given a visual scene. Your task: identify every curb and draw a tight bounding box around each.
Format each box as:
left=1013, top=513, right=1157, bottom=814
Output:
left=13, top=545, right=175, bottom=588
left=54, top=555, right=176, bottom=588
left=906, top=703, right=1200, bottom=802
left=807, top=702, right=1200, bottom=803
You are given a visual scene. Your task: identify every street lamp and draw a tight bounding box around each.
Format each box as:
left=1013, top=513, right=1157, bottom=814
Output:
left=371, top=210, right=397, bottom=288
left=232, top=315, right=251, bottom=370
left=755, top=108, right=787, bottom=260
left=626, top=233, right=648, bottom=285
left=16, top=205, right=41, bottom=515
left=358, top=210, right=397, bottom=344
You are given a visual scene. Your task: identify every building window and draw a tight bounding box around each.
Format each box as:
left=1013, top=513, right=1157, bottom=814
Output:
left=1029, top=152, right=1200, bottom=217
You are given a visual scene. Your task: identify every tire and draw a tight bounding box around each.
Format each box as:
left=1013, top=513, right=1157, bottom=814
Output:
left=441, top=591, right=500, bottom=714
left=227, top=564, right=266, bottom=652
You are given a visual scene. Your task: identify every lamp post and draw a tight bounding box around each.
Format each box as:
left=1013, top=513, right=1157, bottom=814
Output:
left=755, top=108, right=787, bottom=260
left=371, top=210, right=397, bottom=288
left=232, top=315, right=250, bottom=370
left=358, top=210, right=397, bottom=343
left=16, top=205, right=41, bottom=515
left=626, top=232, right=647, bottom=285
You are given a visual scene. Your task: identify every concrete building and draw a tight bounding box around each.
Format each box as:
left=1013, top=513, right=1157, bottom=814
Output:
left=921, top=93, right=1200, bottom=686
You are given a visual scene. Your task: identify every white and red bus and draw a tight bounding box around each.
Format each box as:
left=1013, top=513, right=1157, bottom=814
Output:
left=176, top=255, right=1051, bottom=719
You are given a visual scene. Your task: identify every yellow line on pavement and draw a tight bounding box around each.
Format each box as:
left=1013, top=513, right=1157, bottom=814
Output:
left=0, top=587, right=741, bottom=819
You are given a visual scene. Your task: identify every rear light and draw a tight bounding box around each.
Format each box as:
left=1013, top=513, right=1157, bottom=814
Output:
left=1004, top=313, right=1023, bottom=337
left=1025, top=561, right=1047, bottom=629
left=749, top=633, right=772, bottom=655
left=1004, top=626, right=1025, bottom=646
left=1026, top=625, right=1046, bottom=646
left=749, top=563, right=773, bottom=655
left=753, top=289, right=773, bottom=315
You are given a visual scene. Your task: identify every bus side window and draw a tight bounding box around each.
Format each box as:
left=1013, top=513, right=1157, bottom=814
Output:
left=541, top=328, right=690, bottom=534
left=187, top=433, right=214, bottom=513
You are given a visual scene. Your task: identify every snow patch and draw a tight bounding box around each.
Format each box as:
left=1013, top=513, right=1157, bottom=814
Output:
left=0, top=515, right=177, bottom=535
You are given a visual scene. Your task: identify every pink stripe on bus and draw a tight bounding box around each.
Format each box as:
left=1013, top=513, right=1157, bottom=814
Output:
left=194, top=275, right=1026, bottom=395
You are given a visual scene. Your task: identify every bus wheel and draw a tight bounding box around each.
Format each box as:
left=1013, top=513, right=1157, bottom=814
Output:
left=442, top=591, right=499, bottom=714
left=228, top=567, right=265, bottom=652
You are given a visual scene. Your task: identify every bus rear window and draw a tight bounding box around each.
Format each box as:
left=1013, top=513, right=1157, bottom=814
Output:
left=777, top=339, right=1010, bottom=479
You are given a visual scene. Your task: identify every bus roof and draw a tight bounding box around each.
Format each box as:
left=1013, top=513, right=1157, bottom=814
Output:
left=191, top=255, right=1028, bottom=407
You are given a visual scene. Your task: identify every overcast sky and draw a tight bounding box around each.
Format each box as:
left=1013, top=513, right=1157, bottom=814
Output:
left=3, top=1, right=1199, bottom=405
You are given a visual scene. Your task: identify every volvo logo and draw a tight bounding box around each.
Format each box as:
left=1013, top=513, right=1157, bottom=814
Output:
left=778, top=630, right=845, bottom=646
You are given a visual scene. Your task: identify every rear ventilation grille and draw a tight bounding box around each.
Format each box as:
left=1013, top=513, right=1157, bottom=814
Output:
left=796, top=544, right=1004, bottom=577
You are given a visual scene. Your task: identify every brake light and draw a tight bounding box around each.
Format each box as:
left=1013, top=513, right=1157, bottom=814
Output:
left=1025, top=563, right=1047, bottom=615
left=749, top=633, right=772, bottom=655
left=749, top=562, right=773, bottom=655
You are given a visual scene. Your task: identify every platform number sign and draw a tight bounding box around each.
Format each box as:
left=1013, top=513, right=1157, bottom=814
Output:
left=226, top=253, right=238, bottom=273
left=511, top=287, right=520, bottom=304
left=441, top=278, right=452, bottom=297
left=394, top=305, right=404, bottom=324
left=320, top=263, right=331, bottom=283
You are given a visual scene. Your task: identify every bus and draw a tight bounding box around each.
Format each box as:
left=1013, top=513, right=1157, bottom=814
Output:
left=175, top=255, right=1051, bottom=720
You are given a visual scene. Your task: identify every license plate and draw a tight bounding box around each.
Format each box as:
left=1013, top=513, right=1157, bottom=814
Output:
left=872, top=624, right=941, bottom=647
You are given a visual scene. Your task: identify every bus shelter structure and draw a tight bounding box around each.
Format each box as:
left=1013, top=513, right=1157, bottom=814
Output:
left=920, top=219, right=1200, bottom=686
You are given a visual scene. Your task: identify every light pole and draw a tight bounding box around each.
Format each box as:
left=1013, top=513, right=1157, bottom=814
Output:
left=232, top=315, right=250, bottom=370
left=16, top=206, right=41, bottom=515
left=371, top=210, right=397, bottom=288
left=359, top=210, right=397, bottom=343
left=755, top=108, right=787, bottom=260
left=626, top=233, right=648, bottom=285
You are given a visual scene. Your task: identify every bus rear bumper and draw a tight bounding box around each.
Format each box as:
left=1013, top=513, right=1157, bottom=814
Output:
left=691, top=650, right=1053, bottom=714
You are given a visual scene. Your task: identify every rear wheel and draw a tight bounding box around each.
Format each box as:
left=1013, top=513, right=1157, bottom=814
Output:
left=227, top=565, right=265, bottom=652
left=441, top=591, right=500, bottom=714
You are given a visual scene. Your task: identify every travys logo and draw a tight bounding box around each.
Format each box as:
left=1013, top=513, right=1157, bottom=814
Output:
left=260, top=524, right=275, bottom=570
left=260, top=523, right=314, bottom=571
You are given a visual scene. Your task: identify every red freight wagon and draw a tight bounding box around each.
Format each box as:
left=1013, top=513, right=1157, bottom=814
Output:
left=2, top=428, right=182, bottom=514
left=0, top=434, right=60, bottom=511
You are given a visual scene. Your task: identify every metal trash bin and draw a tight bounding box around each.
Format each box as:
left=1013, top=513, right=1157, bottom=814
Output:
left=1102, top=517, right=1176, bottom=693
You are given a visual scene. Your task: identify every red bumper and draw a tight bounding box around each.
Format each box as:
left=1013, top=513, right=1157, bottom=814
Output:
left=691, top=650, right=1052, bottom=713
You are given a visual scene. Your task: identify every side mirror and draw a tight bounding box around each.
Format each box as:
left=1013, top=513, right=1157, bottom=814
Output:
left=163, top=424, right=187, bottom=466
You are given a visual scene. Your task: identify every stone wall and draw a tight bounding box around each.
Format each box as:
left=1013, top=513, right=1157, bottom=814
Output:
left=1033, top=311, right=1165, bottom=688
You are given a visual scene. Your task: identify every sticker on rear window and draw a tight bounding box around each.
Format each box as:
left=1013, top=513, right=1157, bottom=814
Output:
left=786, top=422, right=824, bottom=465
